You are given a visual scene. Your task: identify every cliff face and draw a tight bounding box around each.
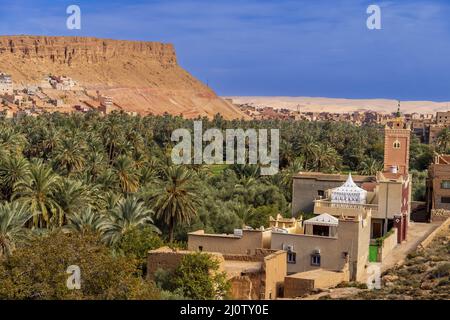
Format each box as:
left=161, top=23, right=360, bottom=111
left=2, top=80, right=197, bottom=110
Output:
left=0, top=36, right=245, bottom=119
left=0, top=36, right=177, bottom=65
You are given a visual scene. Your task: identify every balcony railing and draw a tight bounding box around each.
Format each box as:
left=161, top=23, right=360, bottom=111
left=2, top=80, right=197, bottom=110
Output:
left=314, top=199, right=378, bottom=217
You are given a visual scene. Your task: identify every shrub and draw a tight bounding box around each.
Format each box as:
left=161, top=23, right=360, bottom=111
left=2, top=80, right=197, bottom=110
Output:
left=430, top=263, right=450, bottom=279
left=0, top=231, right=160, bottom=299
left=114, top=226, right=164, bottom=272
left=171, top=253, right=230, bottom=300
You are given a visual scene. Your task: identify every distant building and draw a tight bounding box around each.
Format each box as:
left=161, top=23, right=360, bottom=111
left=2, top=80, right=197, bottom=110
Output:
left=97, top=91, right=114, bottom=114
left=49, top=75, right=76, bottom=90
left=426, top=154, right=450, bottom=213
left=436, top=111, right=450, bottom=126
left=0, top=72, right=13, bottom=95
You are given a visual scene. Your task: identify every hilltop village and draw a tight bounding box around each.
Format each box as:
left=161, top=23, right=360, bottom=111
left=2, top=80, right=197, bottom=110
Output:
left=0, top=72, right=134, bottom=118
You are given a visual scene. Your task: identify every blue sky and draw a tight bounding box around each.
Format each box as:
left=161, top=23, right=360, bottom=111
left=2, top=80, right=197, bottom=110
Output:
left=1, top=0, right=450, bottom=100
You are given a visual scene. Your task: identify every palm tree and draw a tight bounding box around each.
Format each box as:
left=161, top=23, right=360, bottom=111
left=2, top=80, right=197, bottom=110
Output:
left=0, top=156, right=30, bottom=201
left=296, top=135, right=319, bottom=170
left=358, top=159, right=383, bottom=176
left=0, top=201, right=33, bottom=257
left=312, top=144, right=341, bottom=172
left=234, top=177, right=257, bottom=192
left=13, top=161, right=61, bottom=228
left=0, top=127, right=27, bottom=158
left=102, top=197, right=158, bottom=245
left=113, top=155, right=140, bottom=193
left=281, top=157, right=304, bottom=188
left=53, top=137, right=86, bottom=175
left=54, top=178, right=92, bottom=225
left=233, top=204, right=256, bottom=227
left=152, top=166, right=200, bottom=243
left=64, top=207, right=107, bottom=235
left=436, top=128, right=450, bottom=153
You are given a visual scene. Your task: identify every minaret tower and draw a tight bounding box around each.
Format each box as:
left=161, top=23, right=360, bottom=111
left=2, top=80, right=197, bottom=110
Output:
left=383, top=101, right=411, bottom=175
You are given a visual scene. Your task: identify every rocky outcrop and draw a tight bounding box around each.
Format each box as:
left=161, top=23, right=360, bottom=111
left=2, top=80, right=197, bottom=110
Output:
left=0, top=36, right=246, bottom=119
left=0, top=36, right=177, bottom=65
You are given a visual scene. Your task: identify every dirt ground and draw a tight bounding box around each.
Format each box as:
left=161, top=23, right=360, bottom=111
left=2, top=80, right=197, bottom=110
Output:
left=297, top=221, right=448, bottom=300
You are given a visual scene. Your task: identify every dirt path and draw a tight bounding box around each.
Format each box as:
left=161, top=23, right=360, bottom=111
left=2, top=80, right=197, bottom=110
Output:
left=380, top=221, right=441, bottom=273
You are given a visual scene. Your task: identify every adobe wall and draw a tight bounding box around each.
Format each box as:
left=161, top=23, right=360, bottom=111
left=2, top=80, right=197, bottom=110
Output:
left=230, top=276, right=254, bottom=300
left=377, top=181, right=403, bottom=220
left=284, top=268, right=348, bottom=298
left=379, top=228, right=398, bottom=262
left=263, top=251, right=287, bottom=299
left=187, top=230, right=268, bottom=254
left=146, top=247, right=225, bottom=281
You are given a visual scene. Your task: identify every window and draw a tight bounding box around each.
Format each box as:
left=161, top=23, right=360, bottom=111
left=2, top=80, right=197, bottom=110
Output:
left=312, top=225, right=330, bottom=237
left=442, top=197, right=450, bottom=204
left=317, top=190, right=325, bottom=197
left=198, top=246, right=203, bottom=252
left=393, top=140, right=401, bottom=149
left=287, top=251, right=297, bottom=264
left=441, top=181, right=450, bottom=189
left=311, top=254, right=321, bottom=266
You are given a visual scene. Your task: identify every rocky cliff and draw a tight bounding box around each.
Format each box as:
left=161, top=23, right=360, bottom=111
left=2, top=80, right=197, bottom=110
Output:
left=0, top=36, right=245, bottom=119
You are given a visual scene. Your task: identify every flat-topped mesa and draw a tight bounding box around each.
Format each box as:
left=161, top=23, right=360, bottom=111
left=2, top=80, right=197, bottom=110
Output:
left=0, top=36, right=177, bottom=65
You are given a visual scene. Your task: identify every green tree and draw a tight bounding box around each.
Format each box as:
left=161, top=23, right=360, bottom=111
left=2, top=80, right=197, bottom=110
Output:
left=0, top=156, right=30, bottom=201
left=114, top=226, right=164, bottom=271
left=13, top=161, right=61, bottom=228
left=358, top=159, right=383, bottom=175
left=113, top=155, right=140, bottom=194
left=103, top=197, right=158, bottom=245
left=436, top=128, right=450, bottom=153
left=0, top=202, right=32, bottom=258
left=153, top=166, right=200, bottom=242
left=64, top=207, right=107, bottom=235
left=0, top=232, right=160, bottom=299
left=171, top=253, right=230, bottom=300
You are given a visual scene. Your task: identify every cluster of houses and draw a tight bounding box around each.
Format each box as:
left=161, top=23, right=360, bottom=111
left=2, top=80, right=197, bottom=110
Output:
left=236, top=101, right=450, bottom=147
left=148, top=116, right=450, bottom=299
left=0, top=71, right=123, bottom=117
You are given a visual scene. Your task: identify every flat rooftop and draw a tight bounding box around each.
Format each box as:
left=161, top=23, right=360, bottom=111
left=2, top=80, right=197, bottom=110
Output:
left=223, top=260, right=263, bottom=277
left=293, top=172, right=375, bottom=182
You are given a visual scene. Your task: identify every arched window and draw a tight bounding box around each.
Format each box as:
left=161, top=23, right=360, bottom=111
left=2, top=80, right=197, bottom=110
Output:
left=393, top=140, right=401, bottom=149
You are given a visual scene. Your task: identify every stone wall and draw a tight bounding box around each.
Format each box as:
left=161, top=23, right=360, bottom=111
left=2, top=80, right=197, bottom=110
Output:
left=431, top=209, right=450, bottom=222
left=284, top=267, right=349, bottom=298
left=418, top=217, right=450, bottom=249
left=146, top=247, right=224, bottom=281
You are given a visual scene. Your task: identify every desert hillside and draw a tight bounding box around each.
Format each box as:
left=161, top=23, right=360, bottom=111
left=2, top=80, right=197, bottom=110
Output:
left=227, top=96, right=450, bottom=114
left=0, top=36, right=245, bottom=119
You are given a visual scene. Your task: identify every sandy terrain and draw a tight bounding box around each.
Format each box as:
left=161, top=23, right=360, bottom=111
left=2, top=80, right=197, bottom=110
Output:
left=226, top=96, right=450, bottom=114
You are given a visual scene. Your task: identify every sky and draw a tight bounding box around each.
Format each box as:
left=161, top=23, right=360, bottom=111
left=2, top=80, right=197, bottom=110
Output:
left=1, top=0, right=450, bottom=100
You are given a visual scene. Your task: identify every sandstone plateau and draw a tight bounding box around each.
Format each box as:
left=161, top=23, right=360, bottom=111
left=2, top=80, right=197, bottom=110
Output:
left=0, top=36, right=246, bottom=119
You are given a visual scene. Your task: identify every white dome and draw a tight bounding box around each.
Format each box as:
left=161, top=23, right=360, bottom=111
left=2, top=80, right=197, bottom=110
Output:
left=331, top=173, right=367, bottom=204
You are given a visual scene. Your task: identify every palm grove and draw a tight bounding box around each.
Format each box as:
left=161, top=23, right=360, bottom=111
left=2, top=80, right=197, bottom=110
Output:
left=0, top=111, right=446, bottom=299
